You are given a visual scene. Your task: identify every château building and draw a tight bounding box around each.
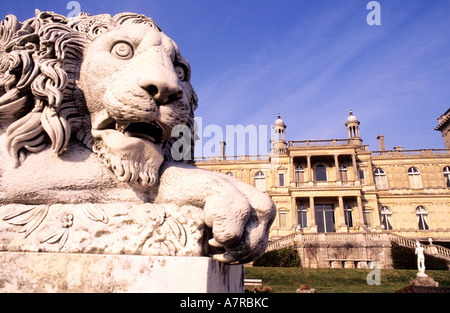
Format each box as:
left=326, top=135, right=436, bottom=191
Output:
left=195, top=110, right=450, bottom=268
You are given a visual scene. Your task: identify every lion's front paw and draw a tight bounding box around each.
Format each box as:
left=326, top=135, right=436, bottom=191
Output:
left=156, top=163, right=276, bottom=264
left=203, top=188, right=276, bottom=264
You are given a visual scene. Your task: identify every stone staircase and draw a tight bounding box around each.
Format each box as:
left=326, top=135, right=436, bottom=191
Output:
left=267, top=232, right=389, bottom=251
left=267, top=232, right=450, bottom=264
left=388, top=233, right=450, bottom=262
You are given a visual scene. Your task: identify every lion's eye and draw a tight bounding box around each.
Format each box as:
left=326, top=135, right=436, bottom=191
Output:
left=111, top=42, right=134, bottom=60
left=174, top=64, right=187, bottom=81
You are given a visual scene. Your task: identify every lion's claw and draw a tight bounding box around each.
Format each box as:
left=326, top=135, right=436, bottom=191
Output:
left=212, top=252, right=239, bottom=264
left=208, top=238, right=224, bottom=248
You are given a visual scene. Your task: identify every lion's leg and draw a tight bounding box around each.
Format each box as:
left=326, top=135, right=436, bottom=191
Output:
left=203, top=191, right=251, bottom=248
left=155, top=162, right=275, bottom=263
left=156, top=163, right=257, bottom=258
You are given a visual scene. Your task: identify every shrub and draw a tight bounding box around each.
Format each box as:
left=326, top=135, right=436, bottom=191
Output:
left=299, top=284, right=311, bottom=290
left=390, top=242, right=448, bottom=270
left=391, top=242, right=416, bottom=269
left=253, top=247, right=301, bottom=267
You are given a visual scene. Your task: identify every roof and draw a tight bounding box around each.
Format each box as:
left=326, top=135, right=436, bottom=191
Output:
left=345, top=110, right=360, bottom=126
left=274, top=114, right=286, bottom=128
left=435, top=108, right=450, bottom=131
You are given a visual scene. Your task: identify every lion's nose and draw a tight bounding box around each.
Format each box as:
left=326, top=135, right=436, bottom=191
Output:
left=139, top=75, right=183, bottom=105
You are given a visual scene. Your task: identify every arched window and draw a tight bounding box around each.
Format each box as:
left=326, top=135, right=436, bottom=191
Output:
left=225, top=172, right=233, bottom=177
left=339, top=165, right=348, bottom=182
left=344, top=204, right=353, bottom=228
left=408, top=167, right=422, bottom=189
left=254, top=171, right=266, bottom=192
left=315, top=165, right=327, bottom=182
left=416, top=206, right=430, bottom=230
left=275, top=128, right=285, bottom=141
left=278, top=209, right=288, bottom=229
left=295, top=165, right=305, bottom=182
left=379, top=206, right=393, bottom=230
left=297, top=205, right=307, bottom=229
left=444, top=166, right=450, bottom=188
left=374, top=168, right=388, bottom=189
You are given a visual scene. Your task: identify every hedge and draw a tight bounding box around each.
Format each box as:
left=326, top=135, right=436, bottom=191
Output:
left=253, top=247, right=301, bottom=267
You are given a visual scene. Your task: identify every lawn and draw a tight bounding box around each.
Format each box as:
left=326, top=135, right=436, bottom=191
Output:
left=244, top=267, right=450, bottom=293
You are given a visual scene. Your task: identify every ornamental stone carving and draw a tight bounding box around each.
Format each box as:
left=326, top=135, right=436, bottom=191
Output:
left=0, top=10, right=275, bottom=264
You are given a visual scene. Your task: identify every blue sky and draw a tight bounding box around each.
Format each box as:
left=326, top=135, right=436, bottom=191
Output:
left=2, top=0, right=449, bottom=156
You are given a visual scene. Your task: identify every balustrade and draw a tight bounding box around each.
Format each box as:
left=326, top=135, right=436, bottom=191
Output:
left=294, top=180, right=361, bottom=188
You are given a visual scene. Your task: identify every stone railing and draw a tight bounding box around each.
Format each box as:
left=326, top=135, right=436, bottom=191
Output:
left=389, top=233, right=450, bottom=261
left=293, top=180, right=361, bottom=188
left=371, top=149, right=450, bottom=157
left=289, top=139, right=353, bottom=147
left=434, top=245, right=450, bottom=260
left=194, top=155, right=270, bottom=162
left=266, top=232, right=389, bottom=252
left=388, top=233, right=417, bottom=249
left=266, top=233, right=297, bottom=251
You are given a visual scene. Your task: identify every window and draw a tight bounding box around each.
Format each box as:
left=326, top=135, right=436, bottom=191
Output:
left=374, top=168, right=388, bottom=189
left=225, top=172, right=233, bottom=177
left=379, top=206, right=393, bottom=230
left=295, top=165, right=305, bottom=182
left=408, top=167, right=422, bottom=189
left=254, top=171, right=266, bottom=192
left=315, top=204, right=335, bottom=233
left=339, top=165, right=348, bottom=182
left=416, top=206, right=430, bottom=230
left=359, top=170, right=366, bottom=185
left=344, top=204, right=353, bottom=228
left=278, top=172, right=285, bottom=187
left=279, top=209, right=288, bottom=229
left=297, top=205, right=307, bottom=229
left=444, top=166, right=450, bottom=188
left=315, top=165, right=327, bottom=182
left=363, top=209, right=372, bottom=227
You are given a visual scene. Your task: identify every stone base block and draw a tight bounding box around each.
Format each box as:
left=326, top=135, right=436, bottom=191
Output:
left=0, top=252, right=243, bottom=293
left=412, top=273, right=439, bottom=287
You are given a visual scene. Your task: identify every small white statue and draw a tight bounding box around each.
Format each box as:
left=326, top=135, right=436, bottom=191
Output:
left=415, top=240, right=426, bottom=276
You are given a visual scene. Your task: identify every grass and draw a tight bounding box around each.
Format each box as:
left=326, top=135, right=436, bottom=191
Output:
left=244, top=267, right=450, bottom=293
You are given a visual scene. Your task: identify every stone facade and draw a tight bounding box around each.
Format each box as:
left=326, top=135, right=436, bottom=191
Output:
left=195, top=110, right=450, bottom=244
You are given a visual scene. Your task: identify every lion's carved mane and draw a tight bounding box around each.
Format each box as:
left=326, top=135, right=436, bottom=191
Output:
left=0, top=10, right=197, bottom=171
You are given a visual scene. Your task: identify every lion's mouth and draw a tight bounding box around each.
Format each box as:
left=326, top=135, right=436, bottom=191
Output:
left=90, top=111, right=167, bottom=186
left=91, top=111, right=170, bottom=147
left=110, top=120, right=165, bottom=146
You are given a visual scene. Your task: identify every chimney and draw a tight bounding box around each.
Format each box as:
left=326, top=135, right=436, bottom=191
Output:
left=220, top=141, right=226, bottom=160
left=377, top=135, right=385, bottom=151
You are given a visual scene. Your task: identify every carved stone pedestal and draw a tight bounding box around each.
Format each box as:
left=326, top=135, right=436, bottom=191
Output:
left=0, top=252, right=243, bottom=293
left=412, top=273, right=439, bottom=287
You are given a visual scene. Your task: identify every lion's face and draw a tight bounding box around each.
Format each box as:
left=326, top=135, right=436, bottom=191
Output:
left=77, top=23, right=193, bottom=186
left=0, top=11, right=197, bottom=187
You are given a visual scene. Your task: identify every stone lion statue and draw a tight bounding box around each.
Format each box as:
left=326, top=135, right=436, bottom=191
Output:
left=0, top=10, right=275, bottom=264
